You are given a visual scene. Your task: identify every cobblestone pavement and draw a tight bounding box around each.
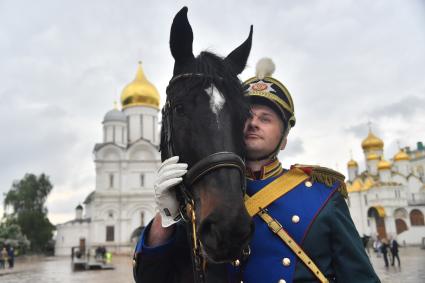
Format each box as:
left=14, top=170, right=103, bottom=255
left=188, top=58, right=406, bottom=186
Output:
left=368, top=246, right=425, bottom=283
left=0, top=255, right=134, bottom=283
left=0, top=248, right=424, bottom=282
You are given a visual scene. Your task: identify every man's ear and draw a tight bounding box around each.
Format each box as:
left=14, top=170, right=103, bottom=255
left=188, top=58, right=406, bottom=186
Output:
left=280, top=137, right=288, bottom=151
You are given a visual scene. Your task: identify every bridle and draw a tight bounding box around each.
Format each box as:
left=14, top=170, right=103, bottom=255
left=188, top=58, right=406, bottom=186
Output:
left=162, top=73, right=247, bottom=283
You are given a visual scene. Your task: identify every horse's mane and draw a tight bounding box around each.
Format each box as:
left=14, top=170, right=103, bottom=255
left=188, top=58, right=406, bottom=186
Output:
left=165, top=51, right=250, bottom=157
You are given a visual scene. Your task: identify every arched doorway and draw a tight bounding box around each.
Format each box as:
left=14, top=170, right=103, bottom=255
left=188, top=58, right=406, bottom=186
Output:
left=129, top=211, right=147, bottom=244
left=368, top=206, right=387, bottom=239
left=395, top=219, right=408, bottom=234
left=394, top=208, right=408, bottom=235
left=410, top=209, right=425, bottom=226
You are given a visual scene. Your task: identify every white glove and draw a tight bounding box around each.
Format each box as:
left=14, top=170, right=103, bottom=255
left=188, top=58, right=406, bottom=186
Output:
left=155, top=156, right=188, bottom=227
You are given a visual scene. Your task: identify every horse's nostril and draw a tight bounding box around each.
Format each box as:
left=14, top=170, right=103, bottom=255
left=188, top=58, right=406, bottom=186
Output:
left=199, top=220, right=220, bottom=250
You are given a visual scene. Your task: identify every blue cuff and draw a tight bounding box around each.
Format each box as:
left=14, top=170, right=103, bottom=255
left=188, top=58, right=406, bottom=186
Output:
left=135, top=219, right=177, bottom=255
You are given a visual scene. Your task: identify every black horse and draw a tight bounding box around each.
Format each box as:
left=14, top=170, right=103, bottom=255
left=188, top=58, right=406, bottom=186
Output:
left=160, top=6, right=253, bottom=282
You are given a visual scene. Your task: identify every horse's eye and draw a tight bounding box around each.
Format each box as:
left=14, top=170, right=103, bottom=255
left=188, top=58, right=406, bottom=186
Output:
left=174, top=104, right=185, bottom=116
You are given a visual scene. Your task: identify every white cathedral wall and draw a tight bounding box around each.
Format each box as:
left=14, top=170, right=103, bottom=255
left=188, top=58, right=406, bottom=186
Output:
left=105, top=126, right=113, bottom=143
left=384, top=214, right=397, bottom=237
left=397, top=226, right=425, bottom=245
left=348, top=167, right=358, bottom=182
left=410, top=157, right=425, bottom=180
left=85, top=202, right=93, bottom=218
left=84, top=194, right=155, bottom=252
left=55, top=222, right=89, bottom=256
left=348, top=192, right=366, bottom=235
left=407, top=176, right=422, bottom=195
left=142, top=115, right=154, bottom=143
left=394, top=161, right=410, bottom=176
left=55, top=105, right=160, bottom=255
left=124, top=106, right=159, bottom=144
left=392, top=174, right=407, bottom=185
left=366, top=187, right=408, bottom=208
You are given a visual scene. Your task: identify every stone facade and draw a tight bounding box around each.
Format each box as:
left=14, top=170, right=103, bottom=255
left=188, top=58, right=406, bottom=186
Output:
left=346, top=132, right=425, bottom=245
left=55, top=64, right=161, bottom=255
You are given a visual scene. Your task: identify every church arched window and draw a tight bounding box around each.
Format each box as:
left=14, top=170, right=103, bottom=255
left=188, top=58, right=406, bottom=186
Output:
left=141, top=212, right=145, bottom=227
left=140, top=174, right=145, bottom=187
left=410, top=209, right=425, bottom=226
left=109, top=173, right=114, bottom=188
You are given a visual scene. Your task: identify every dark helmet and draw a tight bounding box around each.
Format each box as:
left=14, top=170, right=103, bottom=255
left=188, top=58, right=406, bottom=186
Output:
left=243, top=58, right=295, bottom=133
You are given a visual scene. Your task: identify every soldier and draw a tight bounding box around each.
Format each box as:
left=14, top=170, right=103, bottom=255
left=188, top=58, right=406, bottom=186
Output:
left=390, top=237, right=400, bottom=266
left=133, top=58, right=380, bottom=282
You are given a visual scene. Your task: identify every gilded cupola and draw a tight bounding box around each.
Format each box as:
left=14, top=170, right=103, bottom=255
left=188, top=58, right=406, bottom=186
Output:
left=366, top=153, right=380, bottom=161
left=394, top=149, right=410, bottom=161
left=378, top=159, right=391, bottom=170
left=361, top=130, right=384, bottom=151
left=121, top=62, right=160, bottom=109
left=347, top=159, right=358, bottom=168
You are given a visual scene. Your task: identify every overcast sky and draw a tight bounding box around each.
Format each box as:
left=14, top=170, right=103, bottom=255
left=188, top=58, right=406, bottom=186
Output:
left=1, top=0, right=424, bottom=224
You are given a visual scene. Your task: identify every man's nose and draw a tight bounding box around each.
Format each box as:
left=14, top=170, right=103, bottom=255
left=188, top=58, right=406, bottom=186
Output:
left=246, top=117, right=259, bottom=130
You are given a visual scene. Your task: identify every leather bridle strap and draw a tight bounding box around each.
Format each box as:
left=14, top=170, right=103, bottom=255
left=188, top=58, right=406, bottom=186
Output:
left=185, top=152, right=246, bottom=189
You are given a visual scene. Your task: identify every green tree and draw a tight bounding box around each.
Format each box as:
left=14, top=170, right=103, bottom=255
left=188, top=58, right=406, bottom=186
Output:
left=3, top=173, right=55, bottom=253
left=0, top=222, right=30, bottom=253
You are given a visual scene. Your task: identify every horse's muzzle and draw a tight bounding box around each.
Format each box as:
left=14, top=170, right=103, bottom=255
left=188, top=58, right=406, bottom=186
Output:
left=198, top=212, right=254, bottom=263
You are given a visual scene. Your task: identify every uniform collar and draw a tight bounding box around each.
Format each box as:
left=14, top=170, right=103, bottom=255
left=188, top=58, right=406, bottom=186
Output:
left=246, top=158, right=284, bottom=180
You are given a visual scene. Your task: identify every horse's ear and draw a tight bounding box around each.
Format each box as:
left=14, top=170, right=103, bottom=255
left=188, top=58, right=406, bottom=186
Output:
left=170, top=7, right=195, bottom=75
left=224, top=25, right=253, bottom=75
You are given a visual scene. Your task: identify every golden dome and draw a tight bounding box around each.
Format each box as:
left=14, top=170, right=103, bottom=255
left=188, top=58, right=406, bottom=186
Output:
left=347, top=159, right=358, bottom=168
left=394, top=149, right=410, bottom=161
left=361, top=131, right=384, bottom=151
left=121, top=62, right=160, bottom=109
left=366, top=153, right=380, bottom=160
left=378, top=159, right=391, bottom=170
left=362, top=177, right=375, bottom=191
left=347, top=179, right=362, bottom=193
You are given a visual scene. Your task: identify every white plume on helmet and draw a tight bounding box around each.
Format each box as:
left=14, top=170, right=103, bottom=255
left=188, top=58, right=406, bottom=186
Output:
left=255, top=58, right=275, bottom=79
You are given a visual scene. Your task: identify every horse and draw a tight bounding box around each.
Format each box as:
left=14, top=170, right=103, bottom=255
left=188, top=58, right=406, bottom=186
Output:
left=160, top=7, right=254, bottom=282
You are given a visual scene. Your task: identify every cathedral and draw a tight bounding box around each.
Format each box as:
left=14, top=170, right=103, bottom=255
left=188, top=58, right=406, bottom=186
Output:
left=346, top=131, right=425, bottom=245
left=55, top=63, right=160, bottom=255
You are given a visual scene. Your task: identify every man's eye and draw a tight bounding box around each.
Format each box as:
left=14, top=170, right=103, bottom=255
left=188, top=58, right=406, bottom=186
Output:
left=260, top=117, right=270, bottom=122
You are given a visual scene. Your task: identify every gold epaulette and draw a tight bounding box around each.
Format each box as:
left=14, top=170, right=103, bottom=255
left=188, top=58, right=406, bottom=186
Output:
left=290, top=164, right=348, bottom=198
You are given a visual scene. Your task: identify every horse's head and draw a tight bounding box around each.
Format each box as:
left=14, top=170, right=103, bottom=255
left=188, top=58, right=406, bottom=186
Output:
left=161, top=7, right=254, bottom=263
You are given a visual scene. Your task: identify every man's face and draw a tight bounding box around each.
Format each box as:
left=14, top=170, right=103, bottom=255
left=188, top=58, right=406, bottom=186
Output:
left=244, top=104, right=285, bottom=160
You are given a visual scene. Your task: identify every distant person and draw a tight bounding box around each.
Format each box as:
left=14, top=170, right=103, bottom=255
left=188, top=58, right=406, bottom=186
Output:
left=0, top=247, right=7, bottom=269
left=7, top=247, right=14, bottom=268
left=0, top=250, right=3, bottom=269
left=380, top=238, right=390, bottom=267
left=390, top=237, right=401, bottom=266
left=373, top=238, right=382, bottom=257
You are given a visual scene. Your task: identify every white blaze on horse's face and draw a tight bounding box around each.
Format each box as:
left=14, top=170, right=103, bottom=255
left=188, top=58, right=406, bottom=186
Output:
left=205, top=84, right=225, bottom=127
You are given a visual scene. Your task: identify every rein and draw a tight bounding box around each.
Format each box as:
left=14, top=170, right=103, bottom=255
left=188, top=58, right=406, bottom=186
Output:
left=162, top=73, right=247, bottom=283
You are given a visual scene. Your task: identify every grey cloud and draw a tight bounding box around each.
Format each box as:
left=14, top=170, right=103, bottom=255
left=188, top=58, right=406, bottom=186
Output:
left=344, top=123, right=383, bottom=139
left=367, top=95, right=425, bottom=119
left=282, top=137, right=305, bottom=158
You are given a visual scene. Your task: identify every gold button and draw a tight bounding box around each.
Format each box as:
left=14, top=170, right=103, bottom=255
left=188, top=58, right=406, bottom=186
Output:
left=282, top=257, right=291, bottom=266
left=292, top=215, right=300, bottom=223
left=278, top=279, right=286, bottom=283
left=132, top=259, right=136, bottom=267
left=305, top=181, right=312, bottom=187
left=233, top=259, right=240, bottom=266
